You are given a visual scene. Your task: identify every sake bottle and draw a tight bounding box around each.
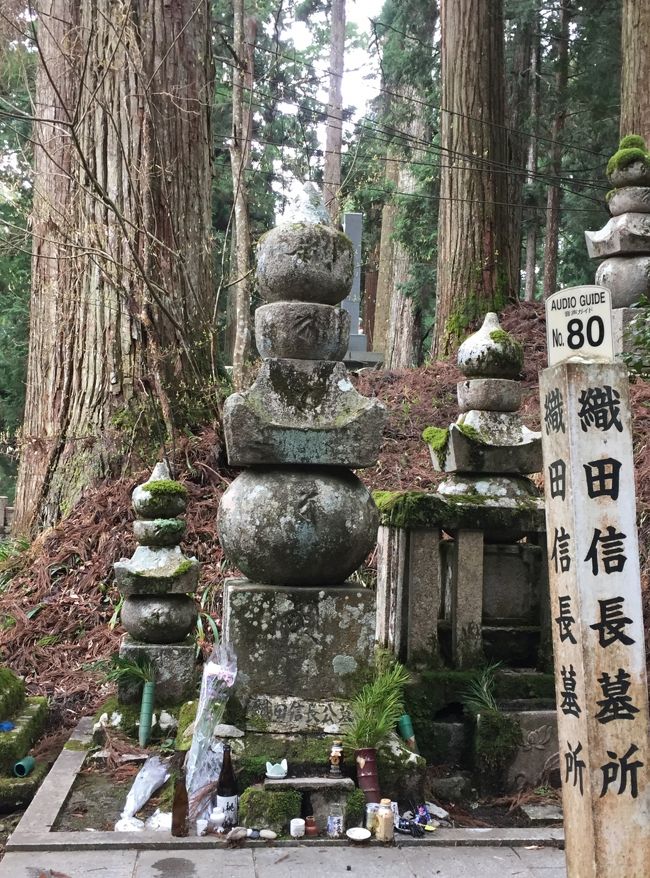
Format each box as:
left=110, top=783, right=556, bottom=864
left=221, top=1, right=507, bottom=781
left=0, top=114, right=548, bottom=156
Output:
left=216, top=743, right=238, bottom=829
left=171, top=765, right=189, bottom=837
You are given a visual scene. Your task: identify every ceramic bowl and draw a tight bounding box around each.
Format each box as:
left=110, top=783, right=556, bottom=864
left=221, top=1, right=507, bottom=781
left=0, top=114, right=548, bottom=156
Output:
left=346, top=827, right=371, bottom=842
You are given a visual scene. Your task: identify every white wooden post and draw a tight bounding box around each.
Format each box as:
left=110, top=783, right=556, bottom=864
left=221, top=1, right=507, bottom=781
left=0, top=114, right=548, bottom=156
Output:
left=540, top=361, right=650, bottom=876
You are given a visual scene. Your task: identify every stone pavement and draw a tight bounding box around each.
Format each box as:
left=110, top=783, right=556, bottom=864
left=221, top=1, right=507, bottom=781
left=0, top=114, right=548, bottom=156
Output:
left=0, top=843, right=567, bottom=877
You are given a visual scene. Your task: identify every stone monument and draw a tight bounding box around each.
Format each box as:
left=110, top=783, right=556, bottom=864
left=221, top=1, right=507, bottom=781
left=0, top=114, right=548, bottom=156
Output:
left=585, top=135, right=650, bottom=354
left=114, top=462, right=199, bottom=704
left=218, top=183, right=386, bottom=734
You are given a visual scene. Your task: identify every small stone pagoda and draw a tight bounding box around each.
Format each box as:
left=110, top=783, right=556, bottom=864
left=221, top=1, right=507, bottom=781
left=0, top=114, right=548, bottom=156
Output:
left=585, top=135, right=650, bottom=353
left=114, top=462, right=199, bottom=704
left=218, top=184, right=386, bottom=734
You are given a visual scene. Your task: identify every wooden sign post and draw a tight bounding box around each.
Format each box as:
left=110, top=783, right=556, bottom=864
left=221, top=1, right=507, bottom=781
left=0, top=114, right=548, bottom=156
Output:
left=540, top=301, right=650, bottom=875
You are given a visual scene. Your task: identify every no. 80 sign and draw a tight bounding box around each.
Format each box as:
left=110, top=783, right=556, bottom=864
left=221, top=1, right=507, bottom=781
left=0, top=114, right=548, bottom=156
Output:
left=545, top=285, right=614, bottom=367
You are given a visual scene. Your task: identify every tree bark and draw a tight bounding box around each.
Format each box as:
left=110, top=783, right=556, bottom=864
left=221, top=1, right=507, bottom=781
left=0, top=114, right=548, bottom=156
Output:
left=432, top=0, right=513, bottom=359
left=230, top=5, right=256, bottom=390
left=323, top=0, right=345, bottom=224
left=620, top=0, right=650, bottom=142
left=542, top=2, right=571, bottom=300
left=16, top=0, right=214, bottom=532
left=372, top=156, right=399, bottom=354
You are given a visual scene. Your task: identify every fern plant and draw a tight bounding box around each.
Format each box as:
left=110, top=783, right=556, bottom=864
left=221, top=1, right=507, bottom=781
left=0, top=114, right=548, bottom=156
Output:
left=461, top=662, right=501, bottom=716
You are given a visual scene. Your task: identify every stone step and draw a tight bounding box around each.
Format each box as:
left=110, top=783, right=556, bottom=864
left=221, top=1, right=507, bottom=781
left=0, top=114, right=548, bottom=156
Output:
left=263, top=776, right=356, bottom=834
left=0, top=697, right=48, bottom=776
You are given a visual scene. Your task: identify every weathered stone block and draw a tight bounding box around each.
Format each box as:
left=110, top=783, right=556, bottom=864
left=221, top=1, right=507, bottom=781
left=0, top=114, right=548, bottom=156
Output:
left=457, top=378, right=521, bottom=413
left=256, top=222, right=354, bottom=305
left=255, top=302, right=350, bottom=361
left=0, top=697, right=48, bottom=775
left=223, top=358, right=385, bottom=467
left=482, top=544, right=543, bottom=623
left=118, top=635, right=196, bottom=705
left=585, top=212, right=650, bottom=259
left=121, top=595, right=197, bottom=643
left=612, top=305, right=643, bottom=356
left=505, top=710, right=558, bottom=792
left=608, top=186, right=650, bottom=216
left=0, top=666, right=25, bottom=719
left=595, top=255, right=650, bottom=307
left=0, top=760, right=50, bottom=812
left=222, top=580, right=375, bottom=703
left=263, top=777, right=354, bottom=833
left=218, top=468, right=379, bottom=586
left=132, top=518, right=186, bottom=547
left=434, top=421, right=542, bottom=475
left=245, top=695, right=352, bottom=734
left=608, top=159, right=650, bottom=188
left=114, top=546, right=199, bottom=595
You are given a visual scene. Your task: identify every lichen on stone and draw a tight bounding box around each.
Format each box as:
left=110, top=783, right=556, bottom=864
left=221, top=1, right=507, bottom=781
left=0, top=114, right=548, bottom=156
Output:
left=422, top=426, right=449, bottom=468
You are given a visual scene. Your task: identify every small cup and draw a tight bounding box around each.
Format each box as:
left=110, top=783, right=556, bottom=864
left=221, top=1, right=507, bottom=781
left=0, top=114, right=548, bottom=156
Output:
left=195, top=818, right=208, bottom=836
left=290, top=818, right=306, bottom=838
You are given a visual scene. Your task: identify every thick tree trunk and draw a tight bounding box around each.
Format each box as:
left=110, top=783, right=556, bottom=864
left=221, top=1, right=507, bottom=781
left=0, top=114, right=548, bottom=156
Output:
left=230, top=6, right=256, bottom=389
left=524, top=14, right=541, bottom=303
left=620, top=0, right=650, bottom=142
left=372, top=156, right=399, bottom=354
left=323, top=0, right=345, bottom=224
left=16, top=0, right=214, bottom=532
left=432, top=0, right=513, bottom=359
left=542, top=2, right=571, bottom=299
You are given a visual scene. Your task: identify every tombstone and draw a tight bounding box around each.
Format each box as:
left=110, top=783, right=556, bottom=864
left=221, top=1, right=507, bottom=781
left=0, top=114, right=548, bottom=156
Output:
left=540, top=294, right=650, bottom=875
left=218, top=183, right=386, bottom=734
left=114, top=461, right=199, bottom=704
left=585, top=136, right=650, bottom=355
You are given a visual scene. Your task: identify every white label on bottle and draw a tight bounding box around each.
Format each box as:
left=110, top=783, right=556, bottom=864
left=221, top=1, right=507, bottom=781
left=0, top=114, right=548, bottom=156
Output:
left=216, top=795, right=238, bottom=828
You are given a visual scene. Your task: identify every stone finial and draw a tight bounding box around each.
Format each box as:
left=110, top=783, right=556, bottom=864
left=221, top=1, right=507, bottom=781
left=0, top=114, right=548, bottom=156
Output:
left=132, top=464, right=187, bottom=519
left=457, top=313, right=523, bottom=379
left=281, top=182, right=331, bottom=226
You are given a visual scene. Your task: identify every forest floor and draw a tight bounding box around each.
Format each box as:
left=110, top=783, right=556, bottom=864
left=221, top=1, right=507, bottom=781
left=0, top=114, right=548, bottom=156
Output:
left=0, top=301, right=649, bottom=733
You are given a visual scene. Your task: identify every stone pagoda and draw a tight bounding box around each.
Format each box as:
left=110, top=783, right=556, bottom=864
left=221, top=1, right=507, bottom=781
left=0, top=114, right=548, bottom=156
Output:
left=585, top=135, right=650, bottom=354
left=114, top=462, right=199, bottom=704
left=218, top=184, right=386, bottom=735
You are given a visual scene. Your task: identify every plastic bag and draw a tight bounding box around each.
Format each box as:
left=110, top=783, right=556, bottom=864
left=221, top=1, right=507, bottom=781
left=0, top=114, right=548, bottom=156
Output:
left=185, top=642, right=237, bottom=819
left=145, top=808, right=173, bottom=831
left=115, top=816, right=145, bottom=832
left=116, top=754, right=170, bottom=828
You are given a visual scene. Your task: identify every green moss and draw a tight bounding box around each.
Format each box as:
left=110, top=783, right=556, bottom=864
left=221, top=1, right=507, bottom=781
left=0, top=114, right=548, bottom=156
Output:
left=236, top=733, right=331, bottom=789
left=473, top=710, right=522, bottom=793
left=63, top=739, right=91, bottom=751
left=223, top=695, right=247, bottom=729
left=145, top=480, right=188, bottom=499
left=455, top=422, right=486, bottom=443
left=618, top=134, right=646, bottom=150
left=157, top=775, right=176, bottom=811
left=173, top=559, right=194, bottom=577
left=0, top=697, right=48, bottom=775
left=238, top=787, right=301, bottom=834
left=247, top=713, right=270, bottom=733
left=607, top=147, right=650, bottom=177
left=606, top=188, right=616, bottom=202
left=345, top=787, right=366, bottom=827
left=0, top=666, right=26, bottom=719
left=175, top=700, right=197, bottom=751
left=0, top=759, right=50, bottom=810
left=422, top=427, right=449, bottom=468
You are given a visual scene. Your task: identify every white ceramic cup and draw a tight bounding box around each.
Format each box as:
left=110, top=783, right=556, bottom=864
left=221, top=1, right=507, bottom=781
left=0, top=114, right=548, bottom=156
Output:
left=195, top=818, right=208, bottom=836
left=290, top=818, right=306, bottom=838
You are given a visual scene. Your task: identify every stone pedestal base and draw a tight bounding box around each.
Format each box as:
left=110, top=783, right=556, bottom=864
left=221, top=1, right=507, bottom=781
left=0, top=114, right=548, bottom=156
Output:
left=264, top=776, right=355, bottom=833
left=223, top=579, right=375, bottom=721
left=118, top=635, right=196, bottom=705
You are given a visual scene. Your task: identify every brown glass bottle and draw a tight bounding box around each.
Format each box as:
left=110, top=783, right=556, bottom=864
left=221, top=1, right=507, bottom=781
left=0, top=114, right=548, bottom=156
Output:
left=171, top=765, right=189, bottom=837
left=216, top=743, right=238, bottom=829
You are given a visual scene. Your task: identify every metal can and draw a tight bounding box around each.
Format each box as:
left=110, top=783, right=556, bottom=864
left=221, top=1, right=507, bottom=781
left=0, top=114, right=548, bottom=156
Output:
left=327, top=814, right=344, bottom=839
left=365, top=802, right=380, bottom=834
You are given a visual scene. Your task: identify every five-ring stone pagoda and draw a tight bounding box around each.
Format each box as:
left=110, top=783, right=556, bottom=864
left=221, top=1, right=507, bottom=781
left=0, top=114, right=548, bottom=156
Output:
left=218, top=184, right=386, bottom=735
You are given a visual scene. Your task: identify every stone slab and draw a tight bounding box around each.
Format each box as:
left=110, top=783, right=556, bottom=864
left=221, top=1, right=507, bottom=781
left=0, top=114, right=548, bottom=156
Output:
left=521, top=803, right=563, bottom=826
left=0, top=850, right=139, bottom=877
left=263, top=777, right=354, bottom=792
left=246, top=695, right=352, bottom=734
left=118, top=635, right=196, bottom=705
left=223, top=580, right=375, bottom=703
left=114, top=545, right=199, bottom=595
left=438, top=421, right=542, bottom=475
left=482, top=545, right=543, bottom=623
left=264, top=776, right=355, bottom=835
left=223, top=358, right=385, bottom=467
left=505, top=711, right=558, bottom=792
left=585, top=212, right=650, bottom=258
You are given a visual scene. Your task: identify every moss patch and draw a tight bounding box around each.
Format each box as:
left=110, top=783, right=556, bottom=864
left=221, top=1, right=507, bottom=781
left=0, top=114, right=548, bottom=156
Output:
left=0, top=666, right=25, bottom=719
left=238, top=787, right=301, bottom=834
left=422, top=426, right=449, bottom=468
left=607, top=147, right=650, bottom=177
left=619, top=134, right=646, bottom=150
left=0, top=697, right=48, bottom=775
left=175, top=700, right=197, bottom=751
left=63, top=739, right=91, bottom=751
left=473, top=710, right=522, bottom=794
left=0, top=759, right=50, bottom=811
left=235, top=733, right=332, bottom=790
left=144, top=480, right=188, bottom=499
left=345, top=787, right=366, bottom=827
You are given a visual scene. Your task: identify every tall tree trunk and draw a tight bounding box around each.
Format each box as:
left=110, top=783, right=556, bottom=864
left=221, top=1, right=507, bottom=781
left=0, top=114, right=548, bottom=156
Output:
left=620, top=0, right=650, bottom=142
left=372, top=156, right=399, bottom=354
left=506, top=10, right=535, bottom=300
left=230, top=5, right=256, bottom=389
left=16, top=0, right=214, bottom=532
left=323, top=0, right=345, bottom=224
left=524, top=13, right=541, bottom=302
left=542, top=2, right=571, bottom=299
left=432, top=0, right=513, bottom=359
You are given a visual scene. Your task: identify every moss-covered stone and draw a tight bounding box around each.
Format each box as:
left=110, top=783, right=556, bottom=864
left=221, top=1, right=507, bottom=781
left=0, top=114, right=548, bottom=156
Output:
left=345, top=787, right=366, bottom=827
left=234, top=733, right=332, bottom=790
left=238, top=787, right=301, bottom=834
left=0, top=666, right=25, bottom=719
left=422, top=426, right=449, bottom=468
left=0, top=759, right=50, bottom=811
left=473, top=709, right=522, bottom=794
left=144, top=480, right=188, bottom=499
left=63, top=739, right=91, bottom=751
left=607, top=147, right=650, bottom=177
left=619, top=134, right=646, bottom=151
left=0, top=697, right=48, bottom=775
left=174, top=700, right=197, bottom=751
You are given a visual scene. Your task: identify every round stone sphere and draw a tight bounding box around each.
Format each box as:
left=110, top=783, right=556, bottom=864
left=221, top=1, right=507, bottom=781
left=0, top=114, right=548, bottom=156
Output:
left=255, top=302, right=350, bottom=360
left=608, top=186, right=650, bottom=216
left=121, top=595, right=197, bottom=643
left=595, top=256, right=650, bottom=308
left=257, top=223, right=354, bottom=305
left=457, top=378, right=521, bottom=413
left=217, top=467, right=379, bottom=586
